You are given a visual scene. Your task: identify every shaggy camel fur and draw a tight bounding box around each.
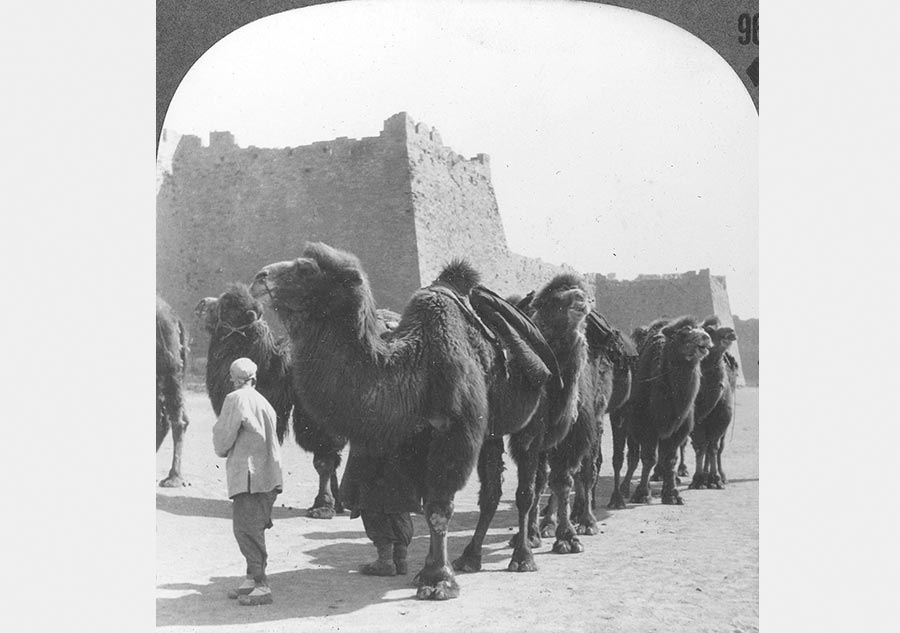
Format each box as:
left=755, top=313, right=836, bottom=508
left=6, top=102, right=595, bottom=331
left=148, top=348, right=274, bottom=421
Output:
left=250, top=242, right=557, bottom=600
left=157, top=297, right=190, bottom=487
left=617, top=317, right=712, bottom=506
left=689, top=316, right=739, bottom=490
left=452, top=276, right=589, bottom=573
left=195, top=284, right=346, bottom=518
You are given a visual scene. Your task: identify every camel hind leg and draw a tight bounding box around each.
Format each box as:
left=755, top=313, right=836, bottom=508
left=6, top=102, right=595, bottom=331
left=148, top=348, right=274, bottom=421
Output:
left=453, top=436, right=504, bottom=573
left=415, top=415, right=482, bottom=600
left=159, top=372, right=188, bottom=488
left=160, top=410, right=189, bottom=487
left=630, top=436, right=656, bottom=504
left=607, top=410, right=629, bottom=509
left=507, top=447, right=540, bottom=572
left=572, top=453, right=599, bottom=535
left=307, top=451, right=339, bottom=519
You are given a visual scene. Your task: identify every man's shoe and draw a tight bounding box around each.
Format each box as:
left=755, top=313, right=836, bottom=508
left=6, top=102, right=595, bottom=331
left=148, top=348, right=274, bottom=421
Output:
left=227, top=577, right=256, bottom=599
left=238, top=586, right=273, bottom=606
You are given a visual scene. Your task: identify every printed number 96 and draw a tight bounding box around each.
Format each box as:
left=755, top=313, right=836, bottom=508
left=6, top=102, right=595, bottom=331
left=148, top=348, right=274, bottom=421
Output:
left=738, top=13, right=759, bottom=45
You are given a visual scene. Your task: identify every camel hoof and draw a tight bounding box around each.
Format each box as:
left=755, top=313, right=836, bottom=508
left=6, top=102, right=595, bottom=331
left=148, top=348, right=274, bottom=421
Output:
left=305, top=505, right=335, bottom=519
left=539, top=520, right=557, bottom=539
left=607, top=492, right=627, bottom=510
left=706, top=476, right=724, bottom=490
left=661, top=492, right=685, bottom=505
left=451, top=554, right=482, bottom=573
left=575, top=522, right=598, bottom=536
left=677, top=464, right=689, bottom=477
left=630, top=489, right=651, bottom=504
left=688, top=474, right=706, bottom=490
left=552, top=537, right=584, bottom=554
left=508, top=532, right=541, bottom=549
left=650, top=472, right=662, bottom=482
left=333, top=502, right=345, bottom=514
left=416, top=579, right=459, bottom=600
left=158, top=475, right=185, bottom=488
left=507, top=558, right=538, bottom=572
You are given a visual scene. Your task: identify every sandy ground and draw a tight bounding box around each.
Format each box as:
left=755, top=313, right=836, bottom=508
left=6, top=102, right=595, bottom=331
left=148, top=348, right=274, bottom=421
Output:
left=156, top=387, right=758, bottom=633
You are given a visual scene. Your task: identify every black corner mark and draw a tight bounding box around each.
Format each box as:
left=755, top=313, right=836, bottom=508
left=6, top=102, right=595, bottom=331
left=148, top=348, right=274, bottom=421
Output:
left=746, top=57, right=759, bottom=87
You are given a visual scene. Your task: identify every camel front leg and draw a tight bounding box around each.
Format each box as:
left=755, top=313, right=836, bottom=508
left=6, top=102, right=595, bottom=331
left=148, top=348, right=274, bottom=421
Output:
left=549, top=459, right=583, bottom=554
left=706, top=442, right=724, bottom=489
left=573, top=453, right=599, bottom=534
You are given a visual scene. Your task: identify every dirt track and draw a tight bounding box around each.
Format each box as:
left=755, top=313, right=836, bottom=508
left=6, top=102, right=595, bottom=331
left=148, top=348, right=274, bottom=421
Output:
left=156, top=387, right=758, bottom=632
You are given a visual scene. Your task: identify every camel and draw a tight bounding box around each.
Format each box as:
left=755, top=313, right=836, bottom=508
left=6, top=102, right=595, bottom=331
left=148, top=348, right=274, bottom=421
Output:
left=156, top=297, right=190, bottom=487
left=615, top=316, right=713, bottom=506
left=689, top=316, right=739, bottom=490
left=453, top=275, right=590, bottom=573
left=249, top=242, right=559, bottom=600
left=535, top=312, right=637, bottom=534
left=195, top=284, right=346, bottom=518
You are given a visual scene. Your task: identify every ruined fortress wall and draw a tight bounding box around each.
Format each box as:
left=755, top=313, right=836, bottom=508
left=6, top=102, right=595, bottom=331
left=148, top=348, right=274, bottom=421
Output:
left=157, top=119, right=423, bottom=356
left=401, top=114, right=586, bottom=299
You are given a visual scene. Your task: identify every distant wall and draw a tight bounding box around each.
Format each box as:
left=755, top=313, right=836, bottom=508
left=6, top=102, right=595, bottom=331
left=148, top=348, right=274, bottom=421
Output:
left=732, top=316, right=759, bottom=385
left=594, top=269, right=745, bottom=385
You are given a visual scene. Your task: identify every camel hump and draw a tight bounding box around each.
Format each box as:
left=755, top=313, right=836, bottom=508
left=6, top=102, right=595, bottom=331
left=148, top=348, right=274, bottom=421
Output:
left=470, top=285, right=562, bottom=390
left=437, top=259, right=481, bottom=296
left=587, top=310, right=637, bottom=370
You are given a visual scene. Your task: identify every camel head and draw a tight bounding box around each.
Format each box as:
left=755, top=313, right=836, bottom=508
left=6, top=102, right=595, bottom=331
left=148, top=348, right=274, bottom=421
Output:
left=701, top=315, right=737, bottom=355
left=217, top=283, right=264, bottom=329
left=194, top=296, right=219, bottom=334
left=250, top=242, right=374, bottom=325
left=661, top=316, right=713, bottom=363
left=530, top=274, right=591, bottom=332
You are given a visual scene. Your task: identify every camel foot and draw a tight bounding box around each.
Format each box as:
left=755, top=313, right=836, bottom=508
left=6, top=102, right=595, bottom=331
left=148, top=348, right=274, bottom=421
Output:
left=608, top=491, right=627, bottom=510
left=619, top=482, right=631, bottom=498
left=507, top=555, right=538, bottom=572
left=575, top=520, right=598, bottom=536
left=677, top=463, right=689, bottom=477
left=650, top=472, right=662, bottom=482
left=688, top=473, right=707, bottom=490
left=333, top=501, right=345, bottom=514
left=306, top=505, right=335, bottom=519
left=414, top=566, right=459, bottom=600
left=630, top=487, right=652, bottom=504
left=508, top=531, right=542, bottom=550
left=159, top=474, right=186, bottom=488
left=552, top=536, right=584, bottom=554
left=451, top=550, right=482, bottom=573
left=706, top=474, right=724, bottom=490
left=539, top=517, right=557, bottom=539
left=661, top=490, right=685, bottom=505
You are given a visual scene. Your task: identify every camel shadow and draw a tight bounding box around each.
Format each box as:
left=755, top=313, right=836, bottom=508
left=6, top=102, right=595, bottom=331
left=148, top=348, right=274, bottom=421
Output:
left=157, top=540, right=425, bottom=627
left=156, top=494, right=307, bottom=520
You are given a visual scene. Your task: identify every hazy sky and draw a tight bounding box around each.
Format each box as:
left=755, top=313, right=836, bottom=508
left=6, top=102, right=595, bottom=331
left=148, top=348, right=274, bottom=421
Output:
left=162, top=0, right=759, bottom=317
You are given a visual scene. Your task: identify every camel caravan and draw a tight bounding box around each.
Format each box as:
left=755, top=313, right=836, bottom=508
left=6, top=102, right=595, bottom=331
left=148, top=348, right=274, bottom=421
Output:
left=156, top=241, right=739, bottom=602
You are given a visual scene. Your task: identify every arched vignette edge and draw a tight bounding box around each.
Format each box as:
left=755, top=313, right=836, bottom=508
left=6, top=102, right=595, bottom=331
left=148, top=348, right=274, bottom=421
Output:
left=156, top=0, right=759, bottom=153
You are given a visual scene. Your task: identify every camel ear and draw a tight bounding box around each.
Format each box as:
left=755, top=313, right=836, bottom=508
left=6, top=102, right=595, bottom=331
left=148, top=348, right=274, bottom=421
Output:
left=704, top=325, right=717, bottom=338
left=336, top=267, right=363, bottom=286
left=294, top=258, right=320, bottom=275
